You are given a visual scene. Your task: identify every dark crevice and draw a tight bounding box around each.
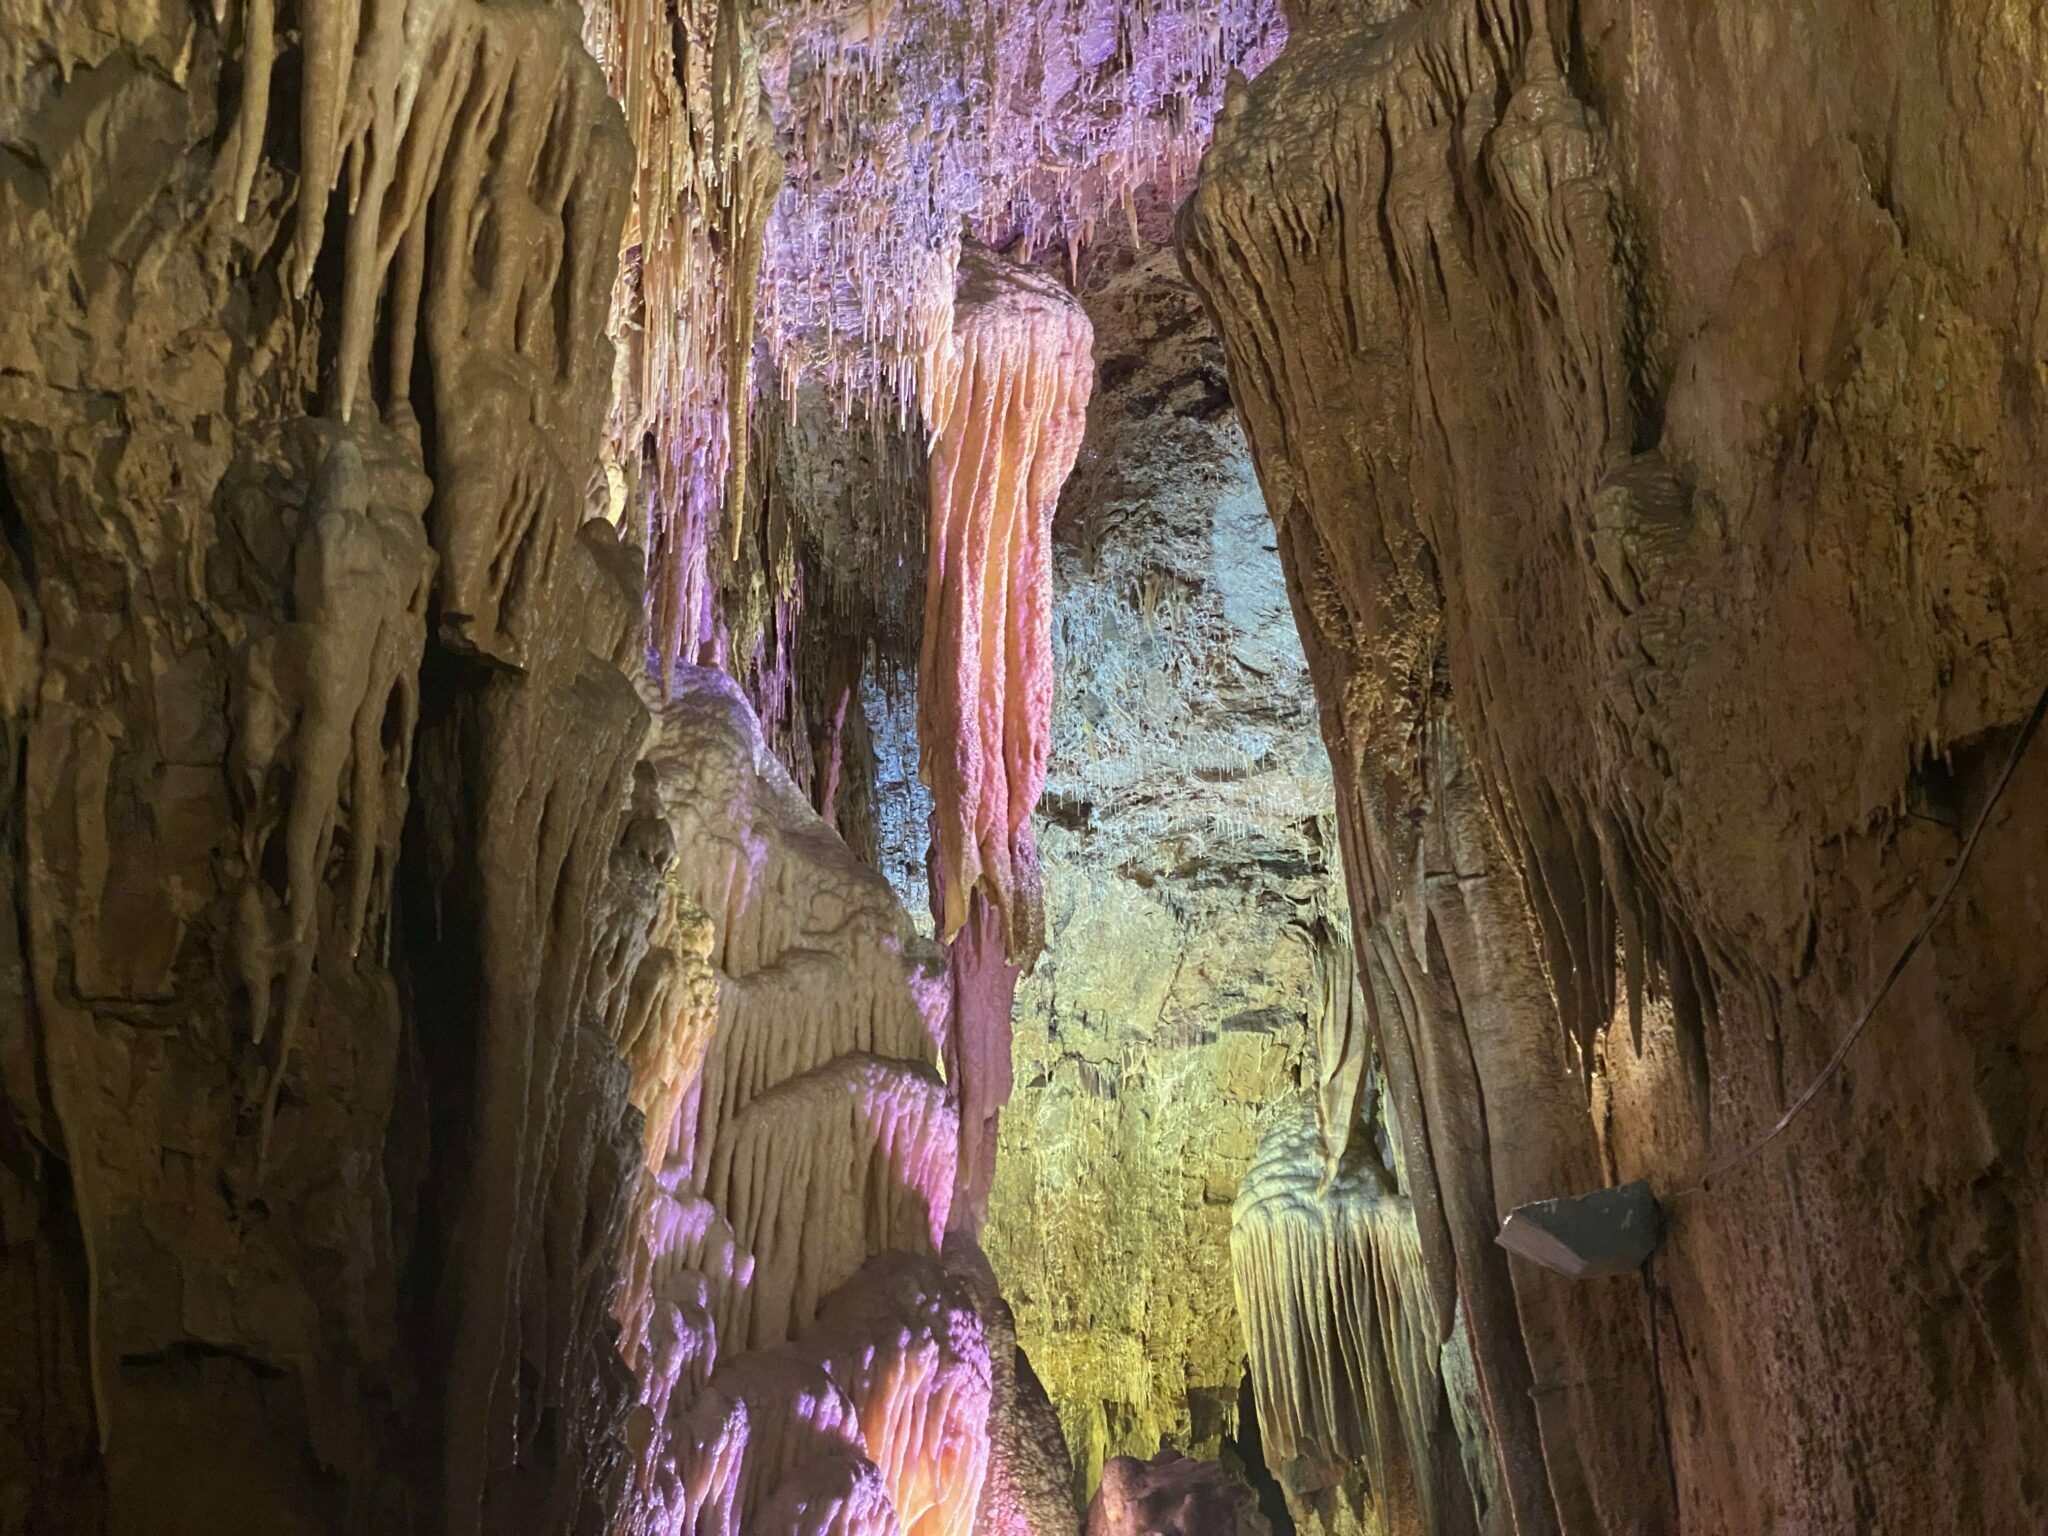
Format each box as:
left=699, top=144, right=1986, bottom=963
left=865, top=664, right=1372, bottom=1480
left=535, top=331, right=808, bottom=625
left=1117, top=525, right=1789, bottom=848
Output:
left=1224, top=1369, right=1296, bottom=1535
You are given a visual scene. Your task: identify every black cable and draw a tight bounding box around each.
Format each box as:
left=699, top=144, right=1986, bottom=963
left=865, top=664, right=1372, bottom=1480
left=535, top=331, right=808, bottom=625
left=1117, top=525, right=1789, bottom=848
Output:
left=1642, top=1250, right=1680, bottom=1514
left=1670, top=679, right=2048, bottom=1200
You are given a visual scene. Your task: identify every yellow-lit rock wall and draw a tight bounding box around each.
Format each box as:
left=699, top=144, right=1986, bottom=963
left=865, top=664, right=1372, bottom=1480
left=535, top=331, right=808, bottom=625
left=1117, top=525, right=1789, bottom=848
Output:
left=980, top=241, right=1343, bottom=1506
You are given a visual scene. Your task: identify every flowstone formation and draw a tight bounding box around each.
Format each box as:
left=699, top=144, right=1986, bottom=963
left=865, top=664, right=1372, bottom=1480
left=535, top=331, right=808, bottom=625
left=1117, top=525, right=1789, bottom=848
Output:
left=1233, top=1098, right=1480, bottom=1536
left=1183, top=0, right=2048, bottom=1530
left=979, top=239, right=1347, bottom=1501
left=608, top=670, right=1100, bottom=1536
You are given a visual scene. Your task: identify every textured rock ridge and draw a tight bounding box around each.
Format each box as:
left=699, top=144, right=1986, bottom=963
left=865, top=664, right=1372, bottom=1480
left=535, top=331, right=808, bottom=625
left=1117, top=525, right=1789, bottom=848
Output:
left=1183, top=0, right=2048, bottom=1530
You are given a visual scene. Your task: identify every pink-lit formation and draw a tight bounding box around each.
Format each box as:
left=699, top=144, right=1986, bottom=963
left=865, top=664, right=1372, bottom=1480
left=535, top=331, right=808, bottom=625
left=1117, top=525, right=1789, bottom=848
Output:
left=918, top=246, right=1094, bottom=962
left=917, top=246, right=1093, bottom=1229
left=576, top=0, right=1282, bottom=684
left=602, top=670, right=1080, bottom=1534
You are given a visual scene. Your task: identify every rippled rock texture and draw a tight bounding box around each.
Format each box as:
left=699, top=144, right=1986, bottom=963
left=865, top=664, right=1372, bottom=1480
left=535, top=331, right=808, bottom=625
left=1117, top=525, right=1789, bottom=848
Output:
left=1183, top=1, right=2048, bottom=1531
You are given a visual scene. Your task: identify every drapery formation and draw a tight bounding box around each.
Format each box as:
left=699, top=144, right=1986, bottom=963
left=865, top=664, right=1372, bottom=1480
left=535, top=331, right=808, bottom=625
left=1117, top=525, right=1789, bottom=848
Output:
left=919, top=244, right=1094, bottom=963
left=1232, top=1098, right=1475, bottom=1535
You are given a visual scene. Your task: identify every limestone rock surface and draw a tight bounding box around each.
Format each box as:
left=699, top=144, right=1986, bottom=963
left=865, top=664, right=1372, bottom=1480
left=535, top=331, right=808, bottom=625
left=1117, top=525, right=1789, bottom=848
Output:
left=0, top=2, right=644, bottom=1529
left=1182, top=0, right=2048, bottom=1530
left=1086, top=1448, right=1271, bottom=1536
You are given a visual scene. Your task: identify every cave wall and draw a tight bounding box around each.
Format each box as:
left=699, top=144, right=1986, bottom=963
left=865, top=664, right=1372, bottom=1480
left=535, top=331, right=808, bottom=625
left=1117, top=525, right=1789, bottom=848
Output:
left=1181, top=0, right=2048, bottom=1530
left=0, top=3, right=651, bottom=1529
left=981, top=242, right=1350, bottom=1502
left=0, top=5, right=1065, bottom=1533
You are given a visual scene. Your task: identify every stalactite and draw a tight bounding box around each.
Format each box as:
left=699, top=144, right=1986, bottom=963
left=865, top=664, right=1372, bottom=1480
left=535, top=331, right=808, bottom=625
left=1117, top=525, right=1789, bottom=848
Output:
left=229, top=432, right=433, bottom=1166
left=583, top=0, right=785, bottom=676
left=760, top=0, right=1284, bottom=424
left=234, top=0, right=630, bottom=663
left=918, top=243, right=1094, bottom=960
left=581, top=0, right=1280, bottom=672
left=936, top=879, right=1019, bottom=1234
left=912, top=245, right=1091, bottom=1238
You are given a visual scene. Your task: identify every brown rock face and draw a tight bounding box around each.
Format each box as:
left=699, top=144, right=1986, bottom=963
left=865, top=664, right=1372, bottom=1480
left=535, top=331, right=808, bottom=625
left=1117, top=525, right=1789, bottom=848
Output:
left=1182, top=1, right=2048, bottom=1532
left=0, top=3, right=644, bottom=1529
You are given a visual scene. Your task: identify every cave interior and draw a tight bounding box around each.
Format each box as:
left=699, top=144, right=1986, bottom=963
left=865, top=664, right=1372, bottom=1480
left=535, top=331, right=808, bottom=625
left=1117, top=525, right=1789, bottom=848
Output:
left=2, top=1, right=2045, bottom=1534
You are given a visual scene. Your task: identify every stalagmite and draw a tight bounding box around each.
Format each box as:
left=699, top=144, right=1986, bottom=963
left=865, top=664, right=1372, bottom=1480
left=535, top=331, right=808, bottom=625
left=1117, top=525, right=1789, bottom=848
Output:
left=934, top=883, right=1020, bottom=1233
left=947, top=1237, right=1080, bottom=1535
